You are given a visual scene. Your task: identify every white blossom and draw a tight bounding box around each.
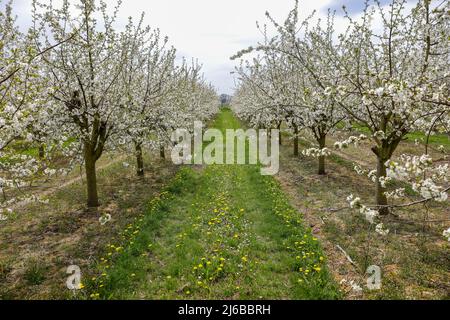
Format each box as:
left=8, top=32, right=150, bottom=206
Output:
left=375, top=223, right=390, bottom=236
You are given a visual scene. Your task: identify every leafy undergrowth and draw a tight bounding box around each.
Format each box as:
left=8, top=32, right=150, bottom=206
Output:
left=84, top=109, right=340, bottom=300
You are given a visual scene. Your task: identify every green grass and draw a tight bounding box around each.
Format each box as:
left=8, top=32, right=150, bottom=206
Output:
left=350, top=123, right=450, bottom=147
left=24, top=260, right=48, bottom=286
left=85, top=108, right=340, bottom=300
left=1, top=137, right=78, bottom=162
left=405, top=131, right=450, bottom=147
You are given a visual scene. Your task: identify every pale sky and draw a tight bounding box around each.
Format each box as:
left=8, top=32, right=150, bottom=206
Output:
left=10, top=0, right=391, bottom=95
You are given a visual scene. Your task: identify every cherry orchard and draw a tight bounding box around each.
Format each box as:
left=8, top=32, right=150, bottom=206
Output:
left=117, top=14, right=217, bottom=176
left=1, top=0, right=35, bottom=218
left=232, top=0, right=449, bottom=234
left=0, top=0, right=218, bottom=213
left=118, top=16, right=177, bottom=176
left=33, top=0, right=141, bottom=208
left=331, top=0, right=449, bottom=216
left=0, top=0, right=69, bottom=218
left=231, top=11, right=348, bottom=175
left=35, top=0, right=218, bottom=207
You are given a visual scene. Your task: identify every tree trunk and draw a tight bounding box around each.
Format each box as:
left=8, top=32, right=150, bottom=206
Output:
left=318, top=155, right=325, bottom=175
left=160, top=145, right=165, bottom=159
left=135, top=143, right=144, bottom=177
left=84, top=148, right=99, bottom=208
left=38, top=144, right=45, bottom=159
left=376, top=155, right=389, bottom=215
left=277, top=122, right=282, bottom=145
left=293, top=124, right=299, bottom=156
left=318, top=134, right=326, bottom=175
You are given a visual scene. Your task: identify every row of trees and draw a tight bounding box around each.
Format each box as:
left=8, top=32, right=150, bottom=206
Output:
left=232, top=0, right=449, bottom=220
left=0, top=0, right=218, bottom=214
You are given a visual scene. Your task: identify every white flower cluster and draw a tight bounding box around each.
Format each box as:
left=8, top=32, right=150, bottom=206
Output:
left=302, top=147, right=331, bottom=158
left=346, top=194, right=380, bottom=224
left=347, top=194, right=361, bottom=208
left=372, top=131, right=387, bottom=141
left=412, top=179, right=448, bottom=202
left=386, top=155, right=448, bottom=202
left=384, top=188, right=405, bottom=199
left=334, top=135, right=367, bottom=149
left=340, top=279, right=363, bottom=293
left=386, top=154, right=434, bottom=179
left=353, top=165, right=366, bottom=175
left=367, top=170, right=392, bottom=187
left=361, top=207, right=379, bottom=224
left=375, top=223, right=390, bottom=236
left=43, top=168, right=56, bottom=177
left=443, top=228, right=450, bottom=242
left=99, top=214, right=112, bottom=226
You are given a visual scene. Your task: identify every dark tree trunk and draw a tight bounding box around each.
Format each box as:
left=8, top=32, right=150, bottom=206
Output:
left=135, top=142, right=144, bottom=177
left=277, top=122, right=282, bottom=145
left=318, top=134, right=326, bottom=175
left=84, top=146, right=99, bottom=208
left=38, top=144, right=45, bottom=159
left=318, top=155, right=325, bottom=175
left=293, top=124, right=299, bottom=156
left=160, top=145, right=165, bottom=159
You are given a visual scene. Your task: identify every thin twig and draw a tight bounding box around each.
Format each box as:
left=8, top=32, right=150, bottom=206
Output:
left=336, top=244, right=359, bottom=270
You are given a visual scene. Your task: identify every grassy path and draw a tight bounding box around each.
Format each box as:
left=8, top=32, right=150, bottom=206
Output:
left=85, top=109, right=340, bottom=300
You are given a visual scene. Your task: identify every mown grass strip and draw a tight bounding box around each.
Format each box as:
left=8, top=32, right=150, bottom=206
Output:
left=84, top=108, right=341, bottom=300
left=85, top=167, right=198, bottom=299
